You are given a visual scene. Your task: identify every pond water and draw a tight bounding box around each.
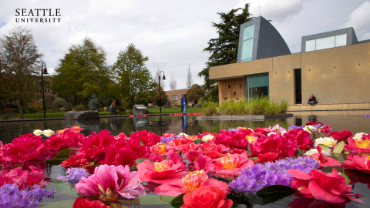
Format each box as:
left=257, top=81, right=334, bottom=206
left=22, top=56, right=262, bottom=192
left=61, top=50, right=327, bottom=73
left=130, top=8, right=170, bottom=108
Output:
left=1, top=110, right=370, bottom=207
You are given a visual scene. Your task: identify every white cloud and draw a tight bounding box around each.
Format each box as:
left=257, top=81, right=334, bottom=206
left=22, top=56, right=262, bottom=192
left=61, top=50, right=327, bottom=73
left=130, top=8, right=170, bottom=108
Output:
left=344, top=1, right=370, bottom=40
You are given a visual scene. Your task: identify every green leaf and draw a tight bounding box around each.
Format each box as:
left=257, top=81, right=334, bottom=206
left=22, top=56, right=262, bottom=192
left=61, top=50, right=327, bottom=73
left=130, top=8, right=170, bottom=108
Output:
left=256, top=185, right=296, bottom=202
left=333, top=141, right=345, bottom=153
left=193, top=139, right=202, bottom=144
left=140, top=138, right=145, bottom=146
left=50, top=178, right=65, bottom=184
left=130, top=165, right=137, bottom=171
left=83, top=162, right=94, bottom=167
left=247, top=143, right=252, bottom=155
left=170, top=193, right=185, bottom=208
left=138, top=195, right=175, bottom=205
left=332, top=153, right=345, bottom=162
left=297, top=147, right=303, bottom=156
left=318, top=144, right=332, bottom=154
left=341, top=168, right=350, bottom=185
left=55, top=148, right=73, bottom=158
left=135, top=158, right=154, bottom=166
left=44, top=157, right=69, bottom=166
left=39, top=200, right=75, bottom=208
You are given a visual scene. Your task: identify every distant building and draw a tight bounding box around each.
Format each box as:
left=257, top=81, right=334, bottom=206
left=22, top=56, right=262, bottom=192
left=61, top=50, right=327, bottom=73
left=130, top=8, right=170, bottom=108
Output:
left=210, top=16, right=370, bottom=111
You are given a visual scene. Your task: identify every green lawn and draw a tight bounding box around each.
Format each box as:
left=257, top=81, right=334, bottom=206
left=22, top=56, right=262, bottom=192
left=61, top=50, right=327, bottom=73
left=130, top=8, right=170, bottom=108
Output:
left=147, top=107, right=203, bottom=114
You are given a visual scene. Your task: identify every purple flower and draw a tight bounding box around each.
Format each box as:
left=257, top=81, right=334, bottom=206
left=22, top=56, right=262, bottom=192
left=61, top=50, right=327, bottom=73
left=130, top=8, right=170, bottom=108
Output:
left=228, top=128, right=238, bottom=132
left=365, top=115, right=370, bottom=118
left=0, top=184, right=55, bottom=208
left=229, top=157, right=319, bottom=193
left=288, top=126, right=304, bottom=130
left=57, top=167, right=90, bottom=183
left=161, top=136, right=175, bottom=143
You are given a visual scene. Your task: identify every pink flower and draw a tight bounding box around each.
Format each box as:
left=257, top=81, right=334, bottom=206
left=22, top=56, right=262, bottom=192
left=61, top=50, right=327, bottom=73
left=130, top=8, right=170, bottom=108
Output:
left=214, top=130, right=249, bottom=150
left=284, top=129, right=313, bottom=151
left=0, top=166, right=48, bottom=189
left=344, top=135, right=370, bottom=154
left=73, top=197, right=109, bottom=208
left=201, top=143, right=229, bottom=159
left=212, top=153, right=254, bottom=176
left=154, top=170, right=230, bottom=196
left=328, top=130, right=353, bottom=141
left=288, top=168, right=363, bottom=204
left=192, top=154, right=215, bottom=173
left=181, top=186, right=233, bottom=208
left=130, top=130, right=161, bottom=147
left=137, top=159, right=187, bottom=184
left=342, top=154, right=370, bottom=174
left=320, top=125, right=332, bottom=133
left=75, top=165, right=145, bottom=202
left=306, top=146, right=341, bottom=167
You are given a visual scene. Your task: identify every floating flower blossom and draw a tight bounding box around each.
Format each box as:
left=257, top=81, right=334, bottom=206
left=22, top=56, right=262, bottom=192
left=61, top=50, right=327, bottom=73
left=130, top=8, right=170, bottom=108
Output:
left=76, top=165, right=145, bottom=202
left=202, top=134, right=214, bottom=142
left=181, top=186, right=233, bottom=208
left=288, top=126, right=304, bottom=131
left=33, top=129, right=43, bottom=136
left=288, top=168, right=363, bottom=204
left=213, top=153, right=254, bottom=177
left=130, top=130, right=161, bottom=147
left=150, top=142, right=169, bottom=155
left=161, top=136, right=175, bottom=143
left=154, top=170, right=230, bottom=196
left=0, top=184, right=55, bottom=208
left=328, top=130, right=353, bottom=141
left=230, top=157, right=319, bottom=193
left=73, top=197, right=110, bottom=208
left=303, top=125, right=317, bottom=133
left=306, top=146, right=341, bottom=167
left=304, top=148, right=330, bottom=156
left=138, top=159, right=187, bottom=184
left=344, top=133, right=370, bottom=153
left=314, top=137, right=337, bottom=147
left=71, top=126, right=84, bottom=133
left=342, top=154, right=370, bottom=174
left=0, top=166, right=48, bottom=189
left=42, top=129, right=55, bottom=137
left=214, top=130, right=249, bottom=150
left=57, top=167, right=90, bottom=183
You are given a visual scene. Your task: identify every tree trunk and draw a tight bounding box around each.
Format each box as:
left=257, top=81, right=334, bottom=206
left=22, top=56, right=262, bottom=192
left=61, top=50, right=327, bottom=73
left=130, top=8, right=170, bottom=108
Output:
left=17, top=100, right=24, bottom=119
left=131, top=95, right=135, bottom=109
left=84, top=98, right=89, bottom=110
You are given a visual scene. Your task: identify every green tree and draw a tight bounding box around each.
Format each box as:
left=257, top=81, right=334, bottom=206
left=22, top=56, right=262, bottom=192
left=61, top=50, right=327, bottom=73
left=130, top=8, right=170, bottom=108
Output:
left=153, top=86, right=166, bottom=106
left=198, top=4, right=253, bottom=91
left=51, top=38, right=111, bottom=109
left=113, top=44, right=155, bottom=107
left=0, top=26, right=42, bottom=119
left=187, top=84, right=203, bottom=104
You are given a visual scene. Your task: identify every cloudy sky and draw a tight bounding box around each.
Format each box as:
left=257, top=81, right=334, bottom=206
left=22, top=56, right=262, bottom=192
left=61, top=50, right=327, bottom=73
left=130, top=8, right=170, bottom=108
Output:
left=1, top=0, right=370, bottom=90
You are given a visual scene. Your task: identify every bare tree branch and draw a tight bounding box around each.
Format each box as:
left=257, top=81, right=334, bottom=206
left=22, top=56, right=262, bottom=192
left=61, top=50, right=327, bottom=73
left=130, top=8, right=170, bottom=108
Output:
left=186, top=65, right=193, bottom=88
left=170, top=72, right=177, bottom=90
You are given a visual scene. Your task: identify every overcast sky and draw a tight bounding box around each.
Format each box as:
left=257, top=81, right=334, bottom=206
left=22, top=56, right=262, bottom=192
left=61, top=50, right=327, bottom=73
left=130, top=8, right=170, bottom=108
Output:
left=1, top=0, right=369, bottom=90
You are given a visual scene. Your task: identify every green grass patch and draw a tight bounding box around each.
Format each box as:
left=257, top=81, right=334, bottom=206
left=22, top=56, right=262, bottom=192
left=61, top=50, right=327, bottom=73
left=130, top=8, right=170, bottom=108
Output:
left=203, top=97, right=289, bottom=116
left=147, top=107, right=203, bottom=114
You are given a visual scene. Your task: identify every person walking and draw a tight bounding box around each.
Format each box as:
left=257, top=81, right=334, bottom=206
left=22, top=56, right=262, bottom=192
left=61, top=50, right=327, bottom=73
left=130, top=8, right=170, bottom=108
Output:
left=183, top=94, right=188, bottom=114
left=180, top=95, right=184, bottom=113
left=110, top=100, right=116, bottom=115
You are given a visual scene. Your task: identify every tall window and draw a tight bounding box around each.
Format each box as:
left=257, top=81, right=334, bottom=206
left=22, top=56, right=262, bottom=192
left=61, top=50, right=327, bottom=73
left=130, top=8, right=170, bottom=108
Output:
left=172, top=95, right=177, bottom=101
left=241, top=25, right=255, bottom=62
left=305, top=34, right=346, bottom=52
left=245, top=73, right=269, bottom=100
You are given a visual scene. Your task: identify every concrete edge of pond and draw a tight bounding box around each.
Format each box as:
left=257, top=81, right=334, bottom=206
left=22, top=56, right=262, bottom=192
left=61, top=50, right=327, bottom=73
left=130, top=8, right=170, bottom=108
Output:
left=195, top=114, right=293, bottom=121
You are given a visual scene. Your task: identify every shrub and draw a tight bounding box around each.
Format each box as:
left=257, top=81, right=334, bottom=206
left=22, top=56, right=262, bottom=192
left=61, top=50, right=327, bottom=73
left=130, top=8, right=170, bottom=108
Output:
left=74, top=104, right=85, bottom=111
left=28, top=100, right=43, bottom=113
left=52, top=97, right=68, bottom=110
left=202, top=100, right=218, bottom=116
left=2, top=108, right=16, bottom=119
left=118, top=105, right=125, bottom=113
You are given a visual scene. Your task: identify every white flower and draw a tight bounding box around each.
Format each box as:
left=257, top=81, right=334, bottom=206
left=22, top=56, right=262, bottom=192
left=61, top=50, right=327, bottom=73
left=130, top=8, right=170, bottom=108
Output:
left=303, top=125, right=317, bottom=133
left=267, top=132, right=276, bottom=137
left=33, top=129, right=43, bottom=136
left=304, top=148, right=331, bottom=156
left=314, top=137, right=337, bottom=147
left=42, top=129, right=55, bottom=137
left=178, top=133, right=189, bottom=138
left=202, top=134, right=214, bottom=142
left=353, top=132, right=367, bottom=141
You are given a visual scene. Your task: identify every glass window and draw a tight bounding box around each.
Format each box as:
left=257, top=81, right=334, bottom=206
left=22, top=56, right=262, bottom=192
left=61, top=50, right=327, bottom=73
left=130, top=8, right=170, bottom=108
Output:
left=335, top=34, right=346, bottom=47
left=243, top=25, right=255, bottom=40
left=305, top=39, right=316, bottom=52
left=172, top=95, right=177, bottom=101
left=316, top=36, right=335, bottom=50
left=241, top=39, right=253, bottom=61
left=246, top=73, right=269, bottom=100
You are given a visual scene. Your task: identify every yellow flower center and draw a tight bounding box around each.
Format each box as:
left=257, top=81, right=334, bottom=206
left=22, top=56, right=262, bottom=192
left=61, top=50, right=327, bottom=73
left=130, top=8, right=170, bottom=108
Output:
left=219, top=153, right=238, bottom=169
left=56, top=129, right=64, bottom=134
left=246, top=136, right=257, bottom=143
left=181, top=170, right=208, bottom=191
left=322, top=140, right=336, bottom=146
left=365, top=156, right=370, bottom=170
left=355, top=139, right=370, bottom=149
left=154, top=161, right=171, bottom=172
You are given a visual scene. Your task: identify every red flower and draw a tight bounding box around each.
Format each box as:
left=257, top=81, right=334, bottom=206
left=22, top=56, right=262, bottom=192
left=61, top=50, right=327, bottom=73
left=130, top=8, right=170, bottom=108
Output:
left=253, top=127, right=271, bottom=135
left=288, top=168, right=363, bottom=204
left=0, top=166, right=48, bottom=189
left=213, top=153, right=254, bottom=177
left=130, top=130, right=161, bottom=147
left=61, top=153, right=90, bottom=169
left=214, top=130, right=249, bottom=150
left=341, top=154, right=370, bottom=174
left=306, top=122, right=324, bottom=126
left=201, top=143, right=229, bottom=159
left=284, top=129, right=313, bottom=151
left=181, top=186, right=233, bottom=208
left=320, top=125, right=332, bottom=133
left=73, top=197, right=110, bottom=208
left=0, top=134, right=51, bottom=163
left=138, top=159, right=187, bottom=184
left=79, top=130, right=115, bottom=160
left=306, top=146, right=341, bottom=167
left=328, top=130, right=353, bottom=141
left=253, top=134, right=296, bottom=162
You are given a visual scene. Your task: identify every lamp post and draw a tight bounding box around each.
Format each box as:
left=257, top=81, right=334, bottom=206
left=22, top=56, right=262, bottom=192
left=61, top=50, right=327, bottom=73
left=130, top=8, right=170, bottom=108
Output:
left=158, top=71, right=166, bottom=114
left=41, top=62, right=49, bottom=118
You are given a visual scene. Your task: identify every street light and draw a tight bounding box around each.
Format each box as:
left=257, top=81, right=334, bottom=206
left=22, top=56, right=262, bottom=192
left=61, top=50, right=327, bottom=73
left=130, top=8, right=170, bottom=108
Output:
left=41, top=61, right=49, bottom=118
left=158, top=71, right=166, bottom=114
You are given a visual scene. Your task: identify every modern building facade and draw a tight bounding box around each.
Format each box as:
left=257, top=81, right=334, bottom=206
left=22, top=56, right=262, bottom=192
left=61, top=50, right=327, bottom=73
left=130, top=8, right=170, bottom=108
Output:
left=210, top=16, right=370, bottom=110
